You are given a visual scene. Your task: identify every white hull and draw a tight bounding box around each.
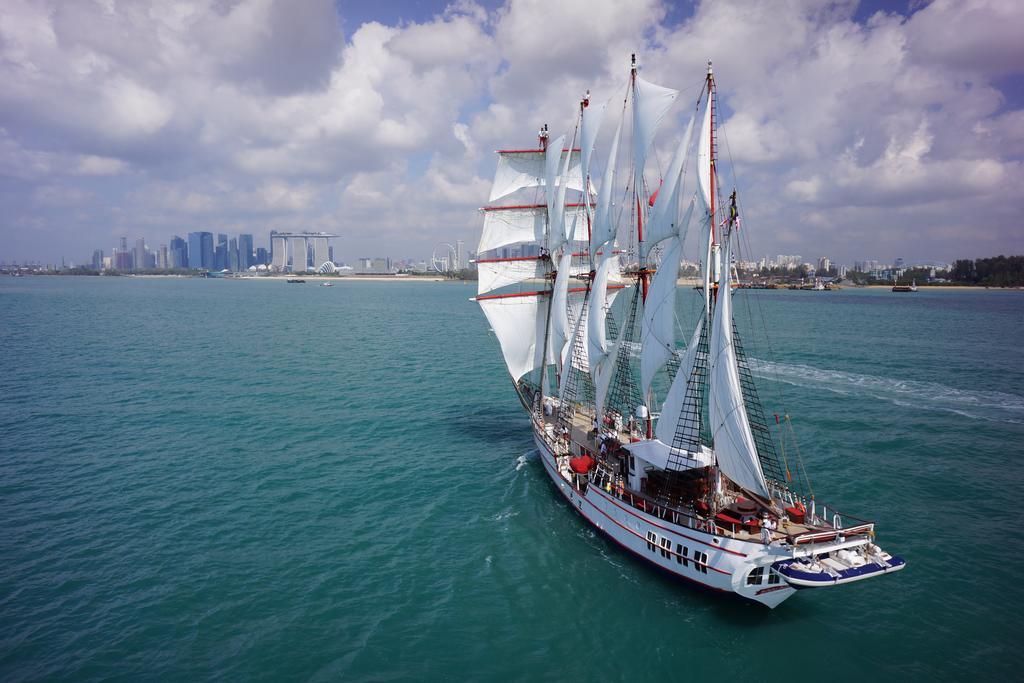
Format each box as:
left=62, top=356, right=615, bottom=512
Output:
left=532, top=428, right=798, bottom=608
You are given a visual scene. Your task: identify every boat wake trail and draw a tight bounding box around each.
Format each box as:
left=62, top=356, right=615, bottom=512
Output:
left=515, top=452, right=534, bottom=471
left=751, top=359, right=1024, bottom=425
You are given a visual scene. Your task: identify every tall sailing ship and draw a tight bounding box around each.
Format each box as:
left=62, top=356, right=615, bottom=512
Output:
left=473, top=57, right=904, bottom=608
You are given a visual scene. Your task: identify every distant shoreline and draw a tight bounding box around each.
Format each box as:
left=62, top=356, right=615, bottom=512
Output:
left=10, top=274, right=1023, bottom=290
left=122, top=274, right=453, bottom=283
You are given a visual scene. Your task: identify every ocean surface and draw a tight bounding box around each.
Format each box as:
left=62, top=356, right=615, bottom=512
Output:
left=1, top=276, right=1021, bottom=681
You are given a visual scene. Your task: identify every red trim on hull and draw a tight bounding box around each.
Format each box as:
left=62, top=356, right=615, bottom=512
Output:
left=588, top=485, right=748, bottom=558
left=537, top=441, right=731, bottom=578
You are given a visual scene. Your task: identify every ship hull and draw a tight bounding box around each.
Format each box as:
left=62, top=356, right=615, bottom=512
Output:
left=532, top=427, right=798, bottom=608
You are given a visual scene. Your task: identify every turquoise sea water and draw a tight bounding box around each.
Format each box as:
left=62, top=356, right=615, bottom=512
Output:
left=1, top=276, right=1021, bottom=680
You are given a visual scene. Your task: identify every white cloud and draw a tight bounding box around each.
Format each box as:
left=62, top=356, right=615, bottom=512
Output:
left=75, top=155, right=129, bottom=175
left=0, top=0, right=1022, bottom=262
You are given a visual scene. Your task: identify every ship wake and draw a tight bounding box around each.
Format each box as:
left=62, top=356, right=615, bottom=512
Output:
left=751, top=360, right=1024, bottom=425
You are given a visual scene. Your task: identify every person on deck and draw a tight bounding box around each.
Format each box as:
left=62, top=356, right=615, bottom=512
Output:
left=761, top=514, right=773, bottom=545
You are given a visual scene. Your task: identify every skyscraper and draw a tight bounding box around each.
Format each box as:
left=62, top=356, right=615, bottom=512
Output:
left=215, top=233, right=228, bottom=271
left=134, top=238, right=146, bottom=272
left=229, top=237, right=239, bottom=272
left=91, top=249, right=104, bottom=270
left=188, top=232, right=201, bottom=269
left=170, top=236, right=187, bottom=268
left=201, top=232, right=214, bottom=270
left=187, top=231, right=214, bottom=270
left=238, top=233, right=254, bottom=271
left=312, top=236, right=329, bottom=270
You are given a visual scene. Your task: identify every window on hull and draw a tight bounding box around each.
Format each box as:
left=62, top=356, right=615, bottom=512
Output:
left=747, top=567, right=765, bottom=586
left=693, top=551, right=708, bottom=574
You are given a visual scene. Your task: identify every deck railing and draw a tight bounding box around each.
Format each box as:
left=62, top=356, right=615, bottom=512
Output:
left=537, top=417, right=876, bottom=546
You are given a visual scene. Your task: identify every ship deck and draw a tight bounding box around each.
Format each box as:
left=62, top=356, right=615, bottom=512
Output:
left=537, top=406, right=870, bottom=548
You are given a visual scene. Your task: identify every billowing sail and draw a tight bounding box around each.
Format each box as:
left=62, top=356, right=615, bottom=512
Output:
left=477, top=204, right=590, bottom=257
left=592, top=115, right=623, bottom=252
left=643, top=111, right=696, bottom=251
left=580, top=98, right=607, bottom=195
left=477, top=257, right=546, bottom=296
left=548, top=250, right=573, bottom=370
left=559, top=283, right=621, bottom=400
left=703, top=208, right=713, bottom=316
left=489, top=150, right=583, bottom=202
left=587, top=252, right=613, bottom=369
left=545, top=135, right=569, bottom=252
left=708, top=236, right=769, bottom=497
left=655, top=316, right=704, bottom=447
left=477, top=206, right=545, bottom=255
left=632, top=76, right=679, bottom=203
left=478, top=293, right=553, bottom=382
left=697, top=96, right=713, bottom=210
left=640, top=235, right=681, bottom=397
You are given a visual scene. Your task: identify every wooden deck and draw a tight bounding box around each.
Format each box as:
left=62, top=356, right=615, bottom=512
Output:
left=538, top=405, right=845, bottom=545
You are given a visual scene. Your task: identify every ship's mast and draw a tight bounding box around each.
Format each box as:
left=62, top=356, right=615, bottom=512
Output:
left=631, top=53, right=654, bottom=439
left=537, top=122, right=552, bottom=417
left=707, top=60, right=721, bottom=302
left=581, top=92, right=594, bottom=257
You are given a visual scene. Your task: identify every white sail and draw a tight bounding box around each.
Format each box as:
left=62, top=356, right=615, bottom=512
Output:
left=643, top=111, right=696, bottom=251
left=587, top=251, right=613, bottom=369
left=639, top=235, right=681, bottom=398
left=580, top=98, right=607, bottom=197
left=478, top=293, right=552, bottom=382
left=703, top=207, right=713, bottom=316
left=477, top=206, right=545, bottom=255
left=477, top=257, right=546, bottom=296
left=697, top=96, right=713, bottom=211
left=708, top=236, right=769, bottom=497
left=632, top=76, right=679, bottom=205
left=489, top=150, right=583, bottom=202
left=655, top=316, right=704, bottom=446
left=548, top=249, right=573, bottom=371
left=592, top=114, right=624, bottom=252
left=478, top=205, right=587, bottom=260
left=564, top=204, right=591, bottom=245
left=545, top=135, right=569, bottom=252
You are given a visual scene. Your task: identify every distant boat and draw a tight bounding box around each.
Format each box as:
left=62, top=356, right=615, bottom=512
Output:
left=320, top=282, right=334, bottom=287
left=892, top=277, right=917, bottom=292
left=287, top=278, right=306, bottom=283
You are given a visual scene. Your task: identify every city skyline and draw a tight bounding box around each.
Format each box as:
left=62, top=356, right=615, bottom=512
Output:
left=1, top=1, right=1022, bottom=264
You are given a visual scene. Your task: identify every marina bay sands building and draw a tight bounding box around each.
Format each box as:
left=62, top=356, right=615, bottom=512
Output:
left=270, top=232, right=338, bottom=272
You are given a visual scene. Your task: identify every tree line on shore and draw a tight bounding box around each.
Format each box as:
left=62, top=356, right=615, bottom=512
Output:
left=950, top=255, right=1024, bottom=287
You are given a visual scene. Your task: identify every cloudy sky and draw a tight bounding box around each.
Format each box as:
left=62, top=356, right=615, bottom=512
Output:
left=1, top=0, right=1021, bottom=265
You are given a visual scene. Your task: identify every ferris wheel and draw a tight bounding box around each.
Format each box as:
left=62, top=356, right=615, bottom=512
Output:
left=431, top=242, right=458, bottom=273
